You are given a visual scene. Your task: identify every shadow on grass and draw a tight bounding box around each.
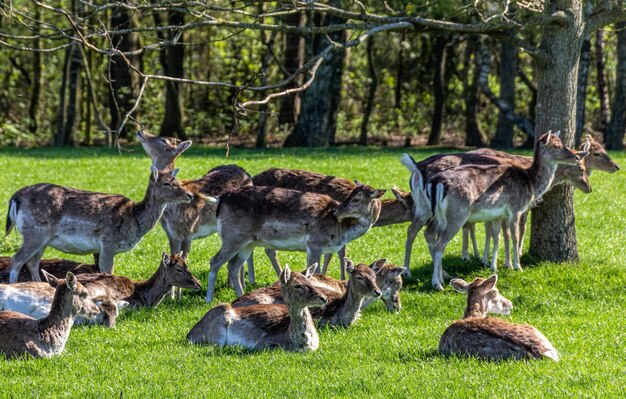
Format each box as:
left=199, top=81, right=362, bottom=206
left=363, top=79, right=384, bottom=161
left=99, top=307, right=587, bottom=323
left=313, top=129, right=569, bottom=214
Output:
left=397, top=348, right=443, bottom=362
left=402, top=255, right=492, bottom=293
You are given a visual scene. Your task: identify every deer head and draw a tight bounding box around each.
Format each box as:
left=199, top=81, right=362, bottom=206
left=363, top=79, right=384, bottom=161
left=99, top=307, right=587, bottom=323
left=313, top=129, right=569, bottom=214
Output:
left=280, top=264, right=328, bottom=309
left=450, top=275, right=513, bottom=318
left=332, top=183, right=385, bottom=221
left=150, top=167, right=195, bottom=204
left=580, top=134, right=620, bottom=173
left=537, top=130, right=585, bottom=166
left=345, top=258, right=382, bottom=299
left=161, top=252, right=202, bottom=290
left=137, top=130, right=191, bottom=172
left=369, top=259, right=405, bottom=311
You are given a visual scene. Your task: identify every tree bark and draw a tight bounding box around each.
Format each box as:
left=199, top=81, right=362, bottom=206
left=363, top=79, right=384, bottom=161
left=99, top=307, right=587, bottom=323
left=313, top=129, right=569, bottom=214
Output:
left=605, top=22, right=626, bottom=150
left=595, top=28, right=611, bottom=138
left=493, top=37, right=516, bottom=148
left=529, top=0, right=584, bottom=262
left=464, top=37, right=488, bottom=147
left=277, top=12, right=302, bottom=127
left=427, top=35, right=448, bottom=145
left=575, top=18, right=591, bottom=146
left=360, top=37, right=378, bottom=145
left=285, top=1, right=346, bottom=147
left=28, top=7, right=41, bottom=134
left=62, top=42, right=82, bottom=146
left=54, top=46, right=71, bottom=147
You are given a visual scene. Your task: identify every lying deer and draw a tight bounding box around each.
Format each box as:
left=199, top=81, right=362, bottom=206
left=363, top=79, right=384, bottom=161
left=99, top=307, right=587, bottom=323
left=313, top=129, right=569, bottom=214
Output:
left=0, top=278, right=127, bottom=328
left=232, top=259, right=406, bottom=312
left=439, top=275, right=559, bottom=361
left=253, top=168, right=411, bottom=277
left=187, top=264, right=328, bottom=351
left=424, top=132, right=583, bottom=290
left=0, top=272, right=100, bottom=358
left=0, top=257, right=97, bottom=284
left=5, top=167, right=199, bottom=283
left=205, top=183, right=385, bottom=302
left=136, top=130, right=192, bottom=171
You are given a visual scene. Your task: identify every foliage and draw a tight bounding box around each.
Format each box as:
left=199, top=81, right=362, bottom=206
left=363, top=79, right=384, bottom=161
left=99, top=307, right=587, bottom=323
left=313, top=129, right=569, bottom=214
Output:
left=0, top=146, right=624, bottom=397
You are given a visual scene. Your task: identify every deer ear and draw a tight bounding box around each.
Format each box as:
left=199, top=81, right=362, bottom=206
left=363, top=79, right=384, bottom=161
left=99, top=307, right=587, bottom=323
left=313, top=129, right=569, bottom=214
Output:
left=117, top=300, right=130, bottom=310
left=175, top=140, right=192, bottom=155
left=354, top=179, right=363, bottom=187
left=305, top=263, right=317, bottom=279
left=450, top=278, right=469, bottom=293
left=41, top=270, right=59, bottom=287
left=371, top=189, right=386, bottom=199
left=345, top=258, right=355, bottom=274
left=151, top=165, right=159, bottom=182
left=369, top=258, right=387, bottom=274
left=66, top=272, right=78, bottom=292
left=280, top=265, right=292, bottom=285
left=538, top=132, right=551, bottom=146
left=388, top=267, right=406, bottom=279
left=480, top=275, right=498, bottom=291
left=162, top=252, right=171, bottom=265
left=171, top=168, right=179, bottom=178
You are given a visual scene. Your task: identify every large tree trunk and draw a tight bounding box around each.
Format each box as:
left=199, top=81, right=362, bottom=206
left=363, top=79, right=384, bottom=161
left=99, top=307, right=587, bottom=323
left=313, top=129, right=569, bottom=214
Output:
left=109, top=3, right=142, bottom=140
left=427, top=35, right=448, bottom=145
left=575, top=15, right=591, bottom=146
left=529, top=0, right=584, bottom=262
left=63, top=42, right=82, bottom=146
left=360, top=37, right=378, bottom=145
left=277, top=12, right=302, bottom=127
left=285, top=1, right=346, bottom=147
left=596, top=28, right=611, bottom=138
left=605, top=22, right=626, bottom=150
left=28, top=7, right=41, bottom=134
left=464, top=37, right=488, bottom=147
left=493, top=37, right=517, bottom=148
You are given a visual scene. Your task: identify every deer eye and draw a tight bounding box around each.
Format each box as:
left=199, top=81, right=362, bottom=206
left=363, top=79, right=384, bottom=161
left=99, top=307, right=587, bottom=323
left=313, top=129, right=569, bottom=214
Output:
left=163, top=181, right=172, bottom=187
left=176, top=267, right=184, bottom=274
left=351, top=198, right=360, bottom=203
left=593, top=152, right=601, bottom=156
left=293, top=285, right=304, bottom=291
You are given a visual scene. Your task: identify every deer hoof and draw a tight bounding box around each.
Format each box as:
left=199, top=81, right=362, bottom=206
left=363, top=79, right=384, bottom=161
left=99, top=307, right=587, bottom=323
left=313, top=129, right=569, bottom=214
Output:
left=461, top=254, right=470, bottom=262
left=432, top=282, right=444, bottom=291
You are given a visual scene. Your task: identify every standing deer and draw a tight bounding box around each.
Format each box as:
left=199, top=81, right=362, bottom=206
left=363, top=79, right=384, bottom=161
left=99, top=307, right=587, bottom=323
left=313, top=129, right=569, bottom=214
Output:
left=423, top=132, right=583, bottom=290
left=5, top=168, right=199, bottom=283
left=439, top=275, right=559, bottom=361
left=0, top=272, right=100, bottom=358
left=136, top=130, right=191, bottom=171
left=187, top=264, right=328, bottom=351
left=205, top=183, right=385, bottom=302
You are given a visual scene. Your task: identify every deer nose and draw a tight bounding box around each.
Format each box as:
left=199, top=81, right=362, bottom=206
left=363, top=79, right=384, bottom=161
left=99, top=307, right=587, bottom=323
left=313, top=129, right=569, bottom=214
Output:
left=137, top=130, right=145, bottom=141
left=319, top=295, right=328, bottom=305
left=373, top=289, right=382, bottom=298
left=185, top=192, right=194, bottom=201
left=614, top=164, right=620, bottom=171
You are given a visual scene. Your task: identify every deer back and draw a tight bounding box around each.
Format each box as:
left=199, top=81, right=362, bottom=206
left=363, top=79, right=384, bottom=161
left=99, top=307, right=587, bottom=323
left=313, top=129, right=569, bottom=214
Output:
left=252, top=168, right=355, bottom=201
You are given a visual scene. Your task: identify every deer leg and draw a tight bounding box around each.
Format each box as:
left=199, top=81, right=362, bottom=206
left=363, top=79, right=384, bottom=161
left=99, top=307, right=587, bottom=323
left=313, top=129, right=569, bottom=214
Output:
left=25, top=247, right=46, bottom=282
left=246, top=253, right=256, bottom=284
left=10, top=238, right=47, bottom=283
left=481, top=222, right=492, bottom=266
left=502, top=223, right=512, bottom=269
left=336, top=247, right=347, bottom=278
left=92, top=253, right=100, bottom=266
left=97, top=249, right=115, bottom=274
left=509, top=215, right=523, bottom=271
left=206, top=243, right=245, bottom=303
left=403, top=218, right=425, bottom=277
left=489, top=221, right=500, bottom=272
left=264, top=248, right=282, bottom=277
left=518, top=211, right=529, bottom=258
left=228, top=247, right=254, bottom=298
left=469, top=223, right=480, bottom=259
left=306, top=247, right=323, bottom=277
left=461, top=225, right=471, bottom=261
left=320, top=253, right=333, bottom=274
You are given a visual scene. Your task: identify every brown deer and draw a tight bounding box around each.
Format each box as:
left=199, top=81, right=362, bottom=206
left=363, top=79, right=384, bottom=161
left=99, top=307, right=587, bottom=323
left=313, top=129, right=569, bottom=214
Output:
left=423, top=132, right=582, bottom=290
left=0, top=257, right=97, bottom=284
left=0, top=272, right=100, bottom=358
left=5, top=167, right=199, bottom=283
left=232, top=259, right=405, bottom=312
left=205, top=183, right=385, bottom=302
left=186, top=264, right=328, bottom=351
left=439, top=275, right=559, bottom=361
left=136, top=130, right=191, bottom=172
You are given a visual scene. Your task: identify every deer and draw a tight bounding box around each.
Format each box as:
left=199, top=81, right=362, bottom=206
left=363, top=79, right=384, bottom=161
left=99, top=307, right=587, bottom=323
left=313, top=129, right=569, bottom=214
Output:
left=232, top=259, right=406, bottom=312
left=186, top=264, right=328, bottom=351
left=136, top=130, right=192, bottom=172
left=423, top=131, right=584, bottom=290
left=0, top=272, right=100, bottom=358
left=252, top=167, right=411, bottom=278
left=0, top=257, right=98, bottom=284
left=439, top=275, right=559, bottom=361
left=205, top=183, right=385, bottom=302
left=4, top=167, right=201, bottom=283
left=0, top=278, right=128, bottom=328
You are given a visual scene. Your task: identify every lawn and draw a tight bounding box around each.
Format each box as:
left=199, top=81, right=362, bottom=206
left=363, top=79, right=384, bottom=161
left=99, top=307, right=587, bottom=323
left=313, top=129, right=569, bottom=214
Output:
left=0, top=145, right=624, bottom=398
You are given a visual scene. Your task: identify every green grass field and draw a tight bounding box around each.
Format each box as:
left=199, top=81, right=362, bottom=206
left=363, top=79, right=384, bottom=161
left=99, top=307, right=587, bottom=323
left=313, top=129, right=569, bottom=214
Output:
left=0, top=146, right=624, bottom=398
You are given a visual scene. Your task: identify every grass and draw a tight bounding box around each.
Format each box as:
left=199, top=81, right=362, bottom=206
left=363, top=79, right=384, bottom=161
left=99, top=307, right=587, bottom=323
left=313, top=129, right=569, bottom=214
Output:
left=0, top=145, right=625, bottom=398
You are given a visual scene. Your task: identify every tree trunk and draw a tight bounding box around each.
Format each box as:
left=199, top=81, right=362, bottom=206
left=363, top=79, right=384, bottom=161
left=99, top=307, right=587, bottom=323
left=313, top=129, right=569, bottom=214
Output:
left=395, top=32, right=405, bottom=111
left=464, top=37, right=488, bottom=147
left=575, top=16, right=591, bottom=146
left=277, top=12, right=302, bottom=127
left=63, top=43, right=82, bottom=146
left=427, top=35, right=448, bottom=145
left=54, top=46, right=71, bottom=147
left=28, top=7, right=41, bottom=134
left=529, top=0, right=584, bottom=262
left=109, top=2, right=142, bottom=140
left=285, top=1, right=346, bottom=147
left=596, top=28, right=611, bottom=138
left=360, top=37, right=378, bottom=145
left=605, top=22, right=626, bottom=150
left=493, top=37, right=516, bottom=148
left=256, top=18, right=276, bottom=148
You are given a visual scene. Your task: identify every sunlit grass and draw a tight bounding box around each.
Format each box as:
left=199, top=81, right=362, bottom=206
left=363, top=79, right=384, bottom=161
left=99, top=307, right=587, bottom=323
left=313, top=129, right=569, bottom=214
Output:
left=0, top=145, right=624, bottom=398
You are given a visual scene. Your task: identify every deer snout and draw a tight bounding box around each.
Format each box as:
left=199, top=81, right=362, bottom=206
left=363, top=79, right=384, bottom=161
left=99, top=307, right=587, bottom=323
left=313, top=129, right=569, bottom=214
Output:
left=613, top=163, right=620, bottom=172
left=372, top=289, right=382, bottom=298
left=136, top=130, right=145, bottom=142
left=191, top=277, right=202, bottom=291
left=184, top=191, right=194, bottom=201
left=318, top=295, right=328, bottom=305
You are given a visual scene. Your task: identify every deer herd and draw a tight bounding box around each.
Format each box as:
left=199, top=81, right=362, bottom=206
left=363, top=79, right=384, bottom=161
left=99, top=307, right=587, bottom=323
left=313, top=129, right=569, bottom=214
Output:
left=0, top=129, right=618, bottom=362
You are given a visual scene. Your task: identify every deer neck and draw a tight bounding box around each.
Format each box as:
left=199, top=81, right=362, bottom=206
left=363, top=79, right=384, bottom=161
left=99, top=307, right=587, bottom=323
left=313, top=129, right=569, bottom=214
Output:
left=463, top=300, right=486, bottom=319
left=287, top=304, right=318, bottom=350
left=527, top=148, right=558, bottom=201
left=334, top=283, right=365, bottom=326
left=375, top=199, right=412, bottom=227
left=37, top=288, right=74, bottom=338
left=132, top=181, right=168, bottom=237
left=131, top=266, right=170, bottom=307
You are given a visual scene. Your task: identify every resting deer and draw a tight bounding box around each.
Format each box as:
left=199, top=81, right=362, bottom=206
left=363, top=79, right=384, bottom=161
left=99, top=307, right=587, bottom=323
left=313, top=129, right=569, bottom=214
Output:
left=0, top=278, right=127, bottom=328
left=205, top=183, right=385, bottom=302
left=439, top=275, right=559, bottom=361
left=0, top=257, right=98, bottom=284
left=5, top=167, right=199, bottom=283
left=0, top=272, right=100, bottom=358
left=187, top=264, right=328, bottom=351
left=424, top=132, right=583, bottom=290
left=136, top=130, right=192, bottom=171
left=253, top=168, right=411, bottom=278
left=232, top=259, right=406, bottom=312
left=70, top=252, right=201, bottom=308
